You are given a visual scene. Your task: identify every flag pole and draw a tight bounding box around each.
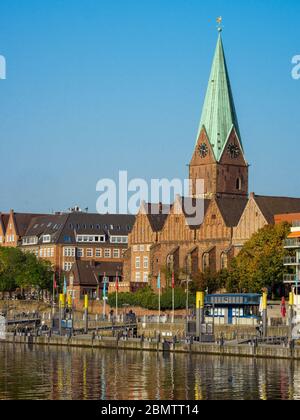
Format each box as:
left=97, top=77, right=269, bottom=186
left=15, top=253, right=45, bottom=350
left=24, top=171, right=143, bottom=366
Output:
left=52, top=272, right=56, bottom=316
left=158, top=272, right=161, bottom=326
left=172, top=272, right=175, bottom=324
left=103, top=272, right=107, bottom=321
left=116, top=272, right=119, bottom=321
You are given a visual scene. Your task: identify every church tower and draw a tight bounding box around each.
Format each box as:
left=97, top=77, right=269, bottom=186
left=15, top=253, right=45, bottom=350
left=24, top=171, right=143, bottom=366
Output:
left=190, top=30, right=249, bottom=199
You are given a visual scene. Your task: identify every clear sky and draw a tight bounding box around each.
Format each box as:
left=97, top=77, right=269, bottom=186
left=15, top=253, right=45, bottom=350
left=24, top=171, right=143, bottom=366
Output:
left=0, top=0, right=299, bottom=213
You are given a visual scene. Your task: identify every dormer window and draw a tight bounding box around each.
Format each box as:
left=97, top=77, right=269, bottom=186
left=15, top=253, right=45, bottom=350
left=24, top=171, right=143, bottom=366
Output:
left=42, top=235, right=51, bottom=243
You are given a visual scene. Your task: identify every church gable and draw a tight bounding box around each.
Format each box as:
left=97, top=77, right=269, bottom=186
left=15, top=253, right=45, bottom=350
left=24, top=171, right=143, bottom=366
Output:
left=128, top=211, right=156, bottom=245
left=190, top=127, right=216, bottom=166
left=233, top=196, right=268, bottom=246
left=198, top=199, right=231, bottom=241
left=160, top=198, right=196, bottom=242
left=218, top=126, right=247, bottom=166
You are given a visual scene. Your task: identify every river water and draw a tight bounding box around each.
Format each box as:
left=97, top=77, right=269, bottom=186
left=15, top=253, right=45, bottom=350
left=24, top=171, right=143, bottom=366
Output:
left=0, top=342, right=300, bottom=400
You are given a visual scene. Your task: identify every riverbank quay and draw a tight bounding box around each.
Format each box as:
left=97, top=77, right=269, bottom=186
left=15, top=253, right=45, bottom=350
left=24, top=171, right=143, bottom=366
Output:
left=2, top=333, right=300, bottom=361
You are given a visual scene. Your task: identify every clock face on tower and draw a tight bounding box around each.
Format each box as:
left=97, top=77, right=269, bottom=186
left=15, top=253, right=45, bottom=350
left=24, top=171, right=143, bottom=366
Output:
left=227, top=143, right=240, bottom=159
left=198, top=143, right=208, bottom=159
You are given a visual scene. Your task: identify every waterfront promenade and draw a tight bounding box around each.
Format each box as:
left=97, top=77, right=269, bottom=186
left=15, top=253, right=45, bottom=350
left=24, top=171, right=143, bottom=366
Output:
left=3, top=332, right=300, bottom=361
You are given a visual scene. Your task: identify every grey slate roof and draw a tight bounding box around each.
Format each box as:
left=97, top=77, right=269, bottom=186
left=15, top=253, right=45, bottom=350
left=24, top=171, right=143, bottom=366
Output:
left=254, top=195, right=300, bottom=224
left=23, top=212, right=136, bottom=244
left=216, top=197, right=248, bottom=227
left=70, top=260, right=123, bottom=286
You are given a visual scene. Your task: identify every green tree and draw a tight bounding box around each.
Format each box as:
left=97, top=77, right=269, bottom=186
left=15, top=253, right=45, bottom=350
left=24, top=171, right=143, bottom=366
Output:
left=0, top=247, right=54, bottom=297
left=225, top=222, right=290, bottom=295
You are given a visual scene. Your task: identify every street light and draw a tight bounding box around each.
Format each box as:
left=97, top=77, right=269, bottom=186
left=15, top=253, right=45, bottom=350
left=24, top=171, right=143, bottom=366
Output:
left=181, top=277, right=193, bottom=324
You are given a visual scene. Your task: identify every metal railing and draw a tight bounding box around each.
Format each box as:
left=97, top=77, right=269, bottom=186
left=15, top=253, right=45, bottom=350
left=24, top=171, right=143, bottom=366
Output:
left=283, top=257, right=300, bottom=265
left=284, top=239, right=300, bottom=248
left=283, top=274, right=298, bottom=284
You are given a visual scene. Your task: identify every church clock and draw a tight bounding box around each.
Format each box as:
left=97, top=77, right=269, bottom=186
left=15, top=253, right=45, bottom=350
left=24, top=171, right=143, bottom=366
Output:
left=227, top=143, right=240, bottom=159
left=198, top=143, right=208, bottom=158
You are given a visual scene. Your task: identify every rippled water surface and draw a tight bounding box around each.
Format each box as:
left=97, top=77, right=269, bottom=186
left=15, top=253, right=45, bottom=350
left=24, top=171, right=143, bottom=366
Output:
left=0, top=343, right=300, bottom=400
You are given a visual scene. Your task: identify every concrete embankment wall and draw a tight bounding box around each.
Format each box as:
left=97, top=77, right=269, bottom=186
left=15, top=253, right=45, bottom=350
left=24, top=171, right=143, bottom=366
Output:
left=138, top=323, right=289, bottom=341
left=3, top=334, right=299, bottom=361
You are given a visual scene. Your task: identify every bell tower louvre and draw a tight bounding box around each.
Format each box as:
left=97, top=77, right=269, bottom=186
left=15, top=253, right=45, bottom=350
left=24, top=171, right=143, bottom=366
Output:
left=189, top=30, right=249, bottom=199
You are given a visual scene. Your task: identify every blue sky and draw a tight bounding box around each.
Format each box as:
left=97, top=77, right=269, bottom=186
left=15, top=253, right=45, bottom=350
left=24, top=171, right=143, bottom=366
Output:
left=0, top=0, right=299, bottom=213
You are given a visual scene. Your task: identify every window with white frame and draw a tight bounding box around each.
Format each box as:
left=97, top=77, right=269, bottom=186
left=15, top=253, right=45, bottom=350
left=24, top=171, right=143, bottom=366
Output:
left=63, top=248, right=75, bottom=257
left=135, top=257, right=141, bottom=269
left=143, top=272, right=149, bottom=283
left=95, top=249, right=102, bottom=258
left=143, top=257, right=149, bottom=269
left=110, top=236, right=128, bottom=244
left=113, top=249, right=120, bottom=259
left=135, top=272, right=141, bottom=282
left=39, top=248, right=43, bottom=258
left=133, top=245, right=138, bottom=252
left=86, top=249, right=93, bottom=258
left=76, top=235, right=105, bottom=243
left=104, top=249, right=111, bottom=258
left=140, top=245, right=145, bottom=252
left=42, top=235, right=51, bottom=243
left=6, top=235, right=15, bottom=243
left=22, top=237, right=38, bottom=245
left=77, top=248, right=84, bottom=258
left=64, top=262, right=73, bottom=272
left=51, top=248, right=54, bottom=257
left=46, top=248, right=51, bottom=258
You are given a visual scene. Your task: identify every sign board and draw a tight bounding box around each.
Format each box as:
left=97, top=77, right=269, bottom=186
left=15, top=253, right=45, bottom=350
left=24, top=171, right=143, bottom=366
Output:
left=61, top=319, right=73, bottom=330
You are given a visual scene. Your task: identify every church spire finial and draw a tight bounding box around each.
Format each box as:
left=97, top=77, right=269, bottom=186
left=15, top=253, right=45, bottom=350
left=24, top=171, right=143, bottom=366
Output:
left=216, top=16, right=223, bottom=33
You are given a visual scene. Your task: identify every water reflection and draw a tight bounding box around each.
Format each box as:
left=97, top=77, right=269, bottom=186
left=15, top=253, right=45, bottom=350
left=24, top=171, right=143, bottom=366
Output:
left=0, top=343, right=300, bottom=400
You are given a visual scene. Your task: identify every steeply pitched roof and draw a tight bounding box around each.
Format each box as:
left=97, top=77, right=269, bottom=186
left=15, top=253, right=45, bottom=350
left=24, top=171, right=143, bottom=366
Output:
left=70, top=261, right=123, bottom=286
left=58, top=213, right=135, bottom=243
left=196, top=34, right=241, bottom=161
left=0, top=214, right=9, bottom=234
left=142, top=203, right=169, bottom=232
left=13, top=213, right=46, bottom=237
left=254, top=195, right=300, bottom=224
left=25, top=214, right=69, bottom=242
left=178, top=197, right=211, bottom=229
left=23, top=212, right=136, bottom=245
left=216, top=197, right=248, bottom=227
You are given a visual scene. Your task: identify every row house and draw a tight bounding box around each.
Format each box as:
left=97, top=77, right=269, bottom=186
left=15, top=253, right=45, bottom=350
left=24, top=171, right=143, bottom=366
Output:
left=0, top=210, right=45, bottom=247
left=20, top=212, right=135, bottom=281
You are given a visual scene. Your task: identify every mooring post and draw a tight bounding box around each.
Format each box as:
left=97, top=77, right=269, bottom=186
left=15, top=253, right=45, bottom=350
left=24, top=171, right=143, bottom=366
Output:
left=84, top=295, right=89, bottom=335
left=262, top=292, right=268, bottom=339
left=59, top=294, right=65, bottom=336
left=196, top=292, right=205, bottom=341
left=289, top=292, right=295, bottom=340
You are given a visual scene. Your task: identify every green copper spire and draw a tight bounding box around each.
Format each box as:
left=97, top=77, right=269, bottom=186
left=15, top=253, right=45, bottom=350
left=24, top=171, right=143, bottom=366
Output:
left=196, top=33, right=241, bottom=161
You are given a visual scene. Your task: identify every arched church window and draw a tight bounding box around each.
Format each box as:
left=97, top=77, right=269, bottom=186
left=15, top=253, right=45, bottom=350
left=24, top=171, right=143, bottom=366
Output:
left=220, top=252, right=228, bottom=270
left=236, top=177, right=242, bottom=191
left=202, top=253, right=210, bottom=272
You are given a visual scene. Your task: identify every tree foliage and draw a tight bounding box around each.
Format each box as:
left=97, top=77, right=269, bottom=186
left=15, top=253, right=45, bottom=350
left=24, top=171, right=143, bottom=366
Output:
left=0, top=247, right=53, bottom=294
left=223, top=223, right=290, bottom=294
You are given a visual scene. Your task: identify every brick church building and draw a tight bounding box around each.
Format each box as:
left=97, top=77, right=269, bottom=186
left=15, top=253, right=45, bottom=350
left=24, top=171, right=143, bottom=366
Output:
left=125, top=32, right=300, bottom=290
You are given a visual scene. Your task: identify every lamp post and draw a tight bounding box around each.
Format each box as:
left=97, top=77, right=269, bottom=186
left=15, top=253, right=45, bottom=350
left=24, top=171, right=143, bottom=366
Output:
left=182, top=277, right=193, bottom=330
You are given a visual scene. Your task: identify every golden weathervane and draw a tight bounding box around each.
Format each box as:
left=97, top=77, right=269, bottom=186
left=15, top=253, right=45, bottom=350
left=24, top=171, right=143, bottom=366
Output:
left=216, top=16, right=223, bottom=32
